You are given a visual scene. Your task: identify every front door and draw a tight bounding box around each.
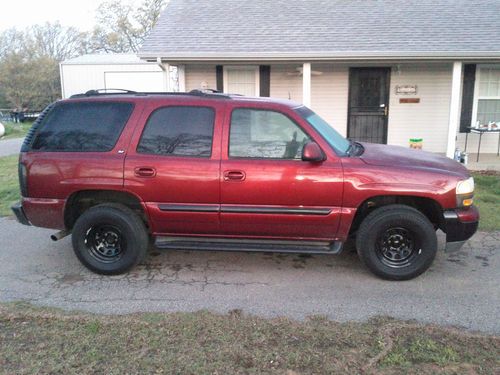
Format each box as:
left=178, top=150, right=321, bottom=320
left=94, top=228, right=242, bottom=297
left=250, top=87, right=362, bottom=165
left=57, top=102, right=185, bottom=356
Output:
left=348, top=67, right=390, bottom=144
left=219, top=106, right=344, bottom=240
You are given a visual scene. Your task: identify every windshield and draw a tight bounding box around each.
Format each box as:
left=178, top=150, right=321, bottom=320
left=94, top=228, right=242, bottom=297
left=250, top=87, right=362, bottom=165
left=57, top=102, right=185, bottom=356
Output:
left=295, top=106, right=351, bottom=155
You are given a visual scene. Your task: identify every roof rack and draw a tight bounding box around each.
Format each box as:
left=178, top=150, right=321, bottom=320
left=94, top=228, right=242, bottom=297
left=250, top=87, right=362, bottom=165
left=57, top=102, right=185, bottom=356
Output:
left=69, top=89, right=233, bottom=100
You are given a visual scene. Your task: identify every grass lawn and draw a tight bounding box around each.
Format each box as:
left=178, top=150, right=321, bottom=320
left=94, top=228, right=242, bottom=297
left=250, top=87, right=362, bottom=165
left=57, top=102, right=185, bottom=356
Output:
left=0, top=155, right=18, bottom=216
left=0, top=154, right=498, bottom=231
left=472, top=172, right=500, bottom=231
left=0, top=120, right=32, bottom=140
left=0, top=303, right=498, bottom=374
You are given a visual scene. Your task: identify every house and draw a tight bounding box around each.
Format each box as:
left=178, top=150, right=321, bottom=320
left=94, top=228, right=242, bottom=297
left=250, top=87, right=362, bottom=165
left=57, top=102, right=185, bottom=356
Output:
left=60, top=54, right=171, bottom=98
left=138, top=0, right=500, bottom=157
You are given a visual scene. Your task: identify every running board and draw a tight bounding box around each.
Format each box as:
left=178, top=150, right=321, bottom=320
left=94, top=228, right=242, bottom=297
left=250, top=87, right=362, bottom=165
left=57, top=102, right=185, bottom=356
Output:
left=155, top=237, right=343, bottom=254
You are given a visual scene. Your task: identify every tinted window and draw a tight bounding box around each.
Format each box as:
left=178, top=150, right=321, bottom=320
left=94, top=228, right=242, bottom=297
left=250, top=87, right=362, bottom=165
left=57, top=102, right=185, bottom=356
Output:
left=229, top=109, right=310, bottom=159
left=137, top=106, right=215, bottom=157
left=32, top=102, right=133, bottom=152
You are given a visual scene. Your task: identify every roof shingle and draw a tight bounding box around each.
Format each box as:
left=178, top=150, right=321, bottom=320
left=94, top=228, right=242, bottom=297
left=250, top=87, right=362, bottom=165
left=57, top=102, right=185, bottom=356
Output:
left=139, top=0, right=500, bottom=60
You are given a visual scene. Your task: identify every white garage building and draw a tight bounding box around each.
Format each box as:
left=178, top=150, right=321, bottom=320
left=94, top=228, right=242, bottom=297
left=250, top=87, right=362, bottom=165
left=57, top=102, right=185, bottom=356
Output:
left=59, top=54, right=172, bottom=98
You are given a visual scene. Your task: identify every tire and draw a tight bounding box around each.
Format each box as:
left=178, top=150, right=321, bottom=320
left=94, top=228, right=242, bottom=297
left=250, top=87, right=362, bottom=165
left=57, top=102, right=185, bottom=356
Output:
left=356, top=204, right=437, bottom=281
left=71, top=203, right=149, bottom=275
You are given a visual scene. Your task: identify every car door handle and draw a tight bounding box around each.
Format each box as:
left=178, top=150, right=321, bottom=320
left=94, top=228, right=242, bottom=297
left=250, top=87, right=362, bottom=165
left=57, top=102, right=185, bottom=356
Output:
left=134, top=167, right=156, bottom=177
left=224, top=170, right=246, bottom=181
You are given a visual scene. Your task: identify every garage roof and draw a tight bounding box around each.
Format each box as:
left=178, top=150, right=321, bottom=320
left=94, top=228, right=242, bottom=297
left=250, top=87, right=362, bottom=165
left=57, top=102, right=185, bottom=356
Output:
left=62, top=54, right=151, bottom=65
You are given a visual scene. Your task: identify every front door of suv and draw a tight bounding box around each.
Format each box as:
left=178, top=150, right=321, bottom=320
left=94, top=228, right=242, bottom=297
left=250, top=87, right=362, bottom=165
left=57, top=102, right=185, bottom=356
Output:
left=220, top=105, right=344, bottom=240
left=124, top=101, right=223, bottom=235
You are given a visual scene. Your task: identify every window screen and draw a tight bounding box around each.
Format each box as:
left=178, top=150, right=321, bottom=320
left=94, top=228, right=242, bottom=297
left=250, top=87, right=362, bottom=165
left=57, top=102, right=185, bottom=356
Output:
left=137, top=106, right=215, bottom=157
left=32, top=101, right=133, bottom=152
left=477, top=100, right=500, bottom=125
left=477, top=68, right=500, bottom=125
left=229, top=109, right=310, bottom=159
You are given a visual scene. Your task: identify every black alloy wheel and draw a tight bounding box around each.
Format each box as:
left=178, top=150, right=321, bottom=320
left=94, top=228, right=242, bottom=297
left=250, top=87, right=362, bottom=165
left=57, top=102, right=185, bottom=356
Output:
left=86, top=224, right=126, bottom=263
left=376, top=227, right=420, bottom=268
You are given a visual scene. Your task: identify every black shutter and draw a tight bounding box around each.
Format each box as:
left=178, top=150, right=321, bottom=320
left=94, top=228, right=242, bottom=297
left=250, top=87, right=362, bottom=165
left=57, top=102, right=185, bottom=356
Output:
left=460, top=64, right=476, bottom=133
left=216, top=65, right=223, bottom=92
left=259, top=65, right=271, bottom=97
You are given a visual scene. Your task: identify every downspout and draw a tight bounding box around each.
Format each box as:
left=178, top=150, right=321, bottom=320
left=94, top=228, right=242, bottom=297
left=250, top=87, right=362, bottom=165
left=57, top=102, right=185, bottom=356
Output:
left=157, top=57, right=169, bottom=91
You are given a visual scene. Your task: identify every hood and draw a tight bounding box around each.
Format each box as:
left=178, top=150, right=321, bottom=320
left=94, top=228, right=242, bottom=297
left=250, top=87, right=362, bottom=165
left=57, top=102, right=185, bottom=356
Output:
left=359, top=142, right=469, bottom=177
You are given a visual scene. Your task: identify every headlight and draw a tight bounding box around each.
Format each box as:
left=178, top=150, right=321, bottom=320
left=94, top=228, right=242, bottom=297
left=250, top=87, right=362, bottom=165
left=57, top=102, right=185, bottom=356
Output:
left=456, top=177, right=474, bottom=207
left=456, top=177, right=474, bottom=195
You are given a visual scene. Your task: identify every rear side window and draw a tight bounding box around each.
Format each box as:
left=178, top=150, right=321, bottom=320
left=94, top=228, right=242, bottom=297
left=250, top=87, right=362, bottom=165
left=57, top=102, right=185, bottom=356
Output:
left=137, top=106, right=215, bottom=157
left=32, top=102, right=133, bottom=152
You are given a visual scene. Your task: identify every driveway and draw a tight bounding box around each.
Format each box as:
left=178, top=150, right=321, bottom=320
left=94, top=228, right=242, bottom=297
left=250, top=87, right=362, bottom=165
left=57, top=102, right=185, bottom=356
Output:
left=0, top=217, right=498, bottom=334
left=0, top=138, right=23, bottom=157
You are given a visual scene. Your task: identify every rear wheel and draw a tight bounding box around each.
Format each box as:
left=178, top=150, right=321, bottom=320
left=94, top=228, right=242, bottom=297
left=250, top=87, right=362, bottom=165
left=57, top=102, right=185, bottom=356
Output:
left=72, top=204, right=148, bottom=275
left=356, top=204, right=437, bottom=280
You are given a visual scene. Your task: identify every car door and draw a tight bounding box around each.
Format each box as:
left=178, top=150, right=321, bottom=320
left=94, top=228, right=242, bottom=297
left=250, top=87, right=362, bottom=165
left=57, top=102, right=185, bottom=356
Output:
left=220, top=104, right=344, bottom=240
left=124, top=99, right=223, bottom=235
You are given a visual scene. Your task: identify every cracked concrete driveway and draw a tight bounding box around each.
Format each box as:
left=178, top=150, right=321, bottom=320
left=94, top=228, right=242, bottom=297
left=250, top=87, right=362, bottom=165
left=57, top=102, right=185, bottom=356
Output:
left=0, top=217, right=499, bottom=334
left=0, top=138, right=23, bottom=157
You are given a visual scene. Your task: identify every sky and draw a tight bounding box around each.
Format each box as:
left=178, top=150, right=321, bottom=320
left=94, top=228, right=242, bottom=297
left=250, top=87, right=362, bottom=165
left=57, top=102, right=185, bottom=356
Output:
left=0, top=0, right=110, bottom=31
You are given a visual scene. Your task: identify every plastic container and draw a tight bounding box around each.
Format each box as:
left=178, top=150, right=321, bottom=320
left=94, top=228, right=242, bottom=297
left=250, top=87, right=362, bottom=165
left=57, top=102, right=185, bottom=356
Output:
left=409, top=138, right=423, bottom=149
left=460, top=152, right=468, bottom=165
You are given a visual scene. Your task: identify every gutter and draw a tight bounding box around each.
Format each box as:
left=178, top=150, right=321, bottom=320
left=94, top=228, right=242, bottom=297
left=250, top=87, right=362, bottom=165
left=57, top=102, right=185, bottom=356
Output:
left=138, top=51, right=500, bottom=62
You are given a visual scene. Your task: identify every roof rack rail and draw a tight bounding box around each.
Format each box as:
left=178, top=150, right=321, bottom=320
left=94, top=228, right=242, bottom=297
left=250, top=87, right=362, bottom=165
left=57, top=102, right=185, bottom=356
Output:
left=69, top=88, right=234, bottom=100
left=70, top=89, right=138, bottom=98
left=87, top=88, right=137, bottom=95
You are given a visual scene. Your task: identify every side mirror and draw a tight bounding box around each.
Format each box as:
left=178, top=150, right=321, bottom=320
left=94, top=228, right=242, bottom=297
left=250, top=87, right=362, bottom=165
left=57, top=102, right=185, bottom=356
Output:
left=302, top=142, right=325, bottom=162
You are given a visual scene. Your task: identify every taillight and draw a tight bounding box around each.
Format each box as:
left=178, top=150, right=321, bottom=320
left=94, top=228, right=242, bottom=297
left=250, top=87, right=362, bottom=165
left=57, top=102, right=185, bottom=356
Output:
left=19, top=163, right=28, bottom=197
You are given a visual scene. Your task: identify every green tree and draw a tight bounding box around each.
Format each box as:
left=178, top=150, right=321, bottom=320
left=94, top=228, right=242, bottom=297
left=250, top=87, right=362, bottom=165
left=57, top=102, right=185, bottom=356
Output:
left=0, top=23, right=87, bottom=110
left=0, top=53, right=60, bottom=109
left=90, top=0, right=166, bottom=53
left=0, top=1, right=167, bottom=109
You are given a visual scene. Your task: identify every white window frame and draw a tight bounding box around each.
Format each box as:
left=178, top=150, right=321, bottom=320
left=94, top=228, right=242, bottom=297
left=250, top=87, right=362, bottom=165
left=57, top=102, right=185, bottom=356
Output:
left=471, top=64, right=500, bottom=126
left=223, top=65, right=260, bottom=96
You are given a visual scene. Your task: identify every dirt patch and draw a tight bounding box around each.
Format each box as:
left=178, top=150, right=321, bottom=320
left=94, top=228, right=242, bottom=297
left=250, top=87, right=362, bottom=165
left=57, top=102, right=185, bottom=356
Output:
left=473, top=170, right=500, bottom=177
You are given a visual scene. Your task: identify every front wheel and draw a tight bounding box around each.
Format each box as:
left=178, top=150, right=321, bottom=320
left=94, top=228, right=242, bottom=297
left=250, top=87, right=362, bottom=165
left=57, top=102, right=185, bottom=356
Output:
left=356, top=205, right=437, bottom=280
left=72, top=204, right=148, bottom=275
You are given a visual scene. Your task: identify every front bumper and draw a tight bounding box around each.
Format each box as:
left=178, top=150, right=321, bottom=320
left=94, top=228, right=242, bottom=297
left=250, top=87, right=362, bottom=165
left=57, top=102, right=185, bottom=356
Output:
left=11, top=201, right=31, bottom=226
left=443, top=206, right=479, bottom=252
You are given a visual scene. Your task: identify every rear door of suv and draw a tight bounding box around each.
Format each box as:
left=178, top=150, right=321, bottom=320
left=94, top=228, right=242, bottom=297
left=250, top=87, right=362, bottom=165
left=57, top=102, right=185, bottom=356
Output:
left=124, top=98, right=224, bottom=235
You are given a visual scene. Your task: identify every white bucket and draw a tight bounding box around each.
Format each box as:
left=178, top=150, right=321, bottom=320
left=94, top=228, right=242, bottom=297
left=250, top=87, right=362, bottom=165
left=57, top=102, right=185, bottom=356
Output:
left=0, top=122, right=5, bottom=137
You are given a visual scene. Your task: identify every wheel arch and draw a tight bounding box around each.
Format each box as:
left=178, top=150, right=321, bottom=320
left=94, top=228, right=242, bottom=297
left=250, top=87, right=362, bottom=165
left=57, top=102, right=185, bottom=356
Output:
left=349, top=195, right=444, bottom=235
left=64, top=189, right=150, bottom=231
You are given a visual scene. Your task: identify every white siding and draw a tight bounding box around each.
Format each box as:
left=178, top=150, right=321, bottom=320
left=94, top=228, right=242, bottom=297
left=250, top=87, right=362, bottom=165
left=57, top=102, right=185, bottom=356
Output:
left=311, top=64, right=349, bottom=136
left=185, top=65, right=217, bottom=92
left=270, top=65, right=303, bottom=103
left=270, top=64, right=349, bottom=136
left=387, top=63, right=453, bottom=153
left=60, top=63, right=165, bottom=98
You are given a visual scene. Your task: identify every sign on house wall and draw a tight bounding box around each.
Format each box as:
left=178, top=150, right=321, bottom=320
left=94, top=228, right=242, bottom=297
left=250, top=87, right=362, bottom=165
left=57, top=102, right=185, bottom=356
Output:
left=395, top=85, right=418, bottom=95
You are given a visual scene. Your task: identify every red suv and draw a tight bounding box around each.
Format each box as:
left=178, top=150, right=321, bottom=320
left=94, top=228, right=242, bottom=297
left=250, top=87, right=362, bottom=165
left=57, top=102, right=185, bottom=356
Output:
left=12, top=90, right=479, bottom=280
